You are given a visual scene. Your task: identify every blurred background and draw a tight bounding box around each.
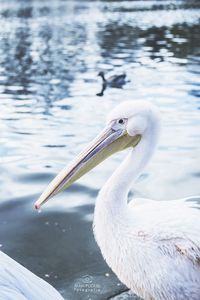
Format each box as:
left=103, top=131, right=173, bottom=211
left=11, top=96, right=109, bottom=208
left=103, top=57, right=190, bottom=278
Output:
left=0, top=0, right=200, bottom=299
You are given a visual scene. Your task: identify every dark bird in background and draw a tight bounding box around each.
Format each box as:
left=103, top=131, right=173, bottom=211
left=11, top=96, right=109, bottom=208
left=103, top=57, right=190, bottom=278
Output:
left=98, top=71, right=127, bottom=87
left=96, top=71, right=128, bottom=96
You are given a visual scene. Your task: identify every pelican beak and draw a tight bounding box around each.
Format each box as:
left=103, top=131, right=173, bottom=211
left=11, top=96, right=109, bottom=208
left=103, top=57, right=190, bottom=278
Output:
left=34, top=123, right=141, bottom=209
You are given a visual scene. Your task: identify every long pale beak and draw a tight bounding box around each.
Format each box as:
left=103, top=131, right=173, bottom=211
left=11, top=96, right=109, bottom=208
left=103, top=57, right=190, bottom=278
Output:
left=34, top=123, right=141, bottom=209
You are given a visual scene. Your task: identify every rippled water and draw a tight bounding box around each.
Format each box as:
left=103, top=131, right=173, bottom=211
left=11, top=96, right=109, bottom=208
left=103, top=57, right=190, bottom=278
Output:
left=0, top=0, right=200, bottom=299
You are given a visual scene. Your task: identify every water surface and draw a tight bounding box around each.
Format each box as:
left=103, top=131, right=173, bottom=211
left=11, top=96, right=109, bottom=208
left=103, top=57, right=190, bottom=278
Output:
left=0, top=0, right=200, bottom=299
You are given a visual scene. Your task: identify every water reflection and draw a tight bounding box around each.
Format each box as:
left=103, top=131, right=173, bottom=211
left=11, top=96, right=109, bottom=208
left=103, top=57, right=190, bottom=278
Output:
left=0, top=0, right=200, bottom=299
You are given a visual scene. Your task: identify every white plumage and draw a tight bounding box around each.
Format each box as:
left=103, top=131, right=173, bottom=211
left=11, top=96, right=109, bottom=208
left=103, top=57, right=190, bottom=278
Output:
left=35, top=100, right=200, bottom=300
left=0, top=251, right=64, bottom=299
left=93, top=102, right=200, bottom=300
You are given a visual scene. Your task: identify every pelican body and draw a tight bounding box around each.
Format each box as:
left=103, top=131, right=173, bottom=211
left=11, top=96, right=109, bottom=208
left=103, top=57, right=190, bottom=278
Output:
left=0, top=251, right=64, bottom=300
left=35, top=101, right=200, bottom=300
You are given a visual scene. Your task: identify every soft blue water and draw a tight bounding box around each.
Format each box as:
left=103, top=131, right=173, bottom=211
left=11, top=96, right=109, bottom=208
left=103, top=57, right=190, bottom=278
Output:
left=0, top=0, right=200, bottom=299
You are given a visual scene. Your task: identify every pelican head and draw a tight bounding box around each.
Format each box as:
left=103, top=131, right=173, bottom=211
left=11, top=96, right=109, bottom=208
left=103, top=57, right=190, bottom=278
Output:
left=35, top=101, right=160, bottom=209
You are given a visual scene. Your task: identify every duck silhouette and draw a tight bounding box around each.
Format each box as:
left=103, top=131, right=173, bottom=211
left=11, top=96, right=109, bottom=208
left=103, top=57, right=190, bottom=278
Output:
left=96, top=71, right=128, bottom=96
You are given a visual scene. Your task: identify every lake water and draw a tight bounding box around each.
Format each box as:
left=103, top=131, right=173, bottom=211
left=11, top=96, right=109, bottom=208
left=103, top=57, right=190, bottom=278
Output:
left=0, top=0, right=200, bottom=299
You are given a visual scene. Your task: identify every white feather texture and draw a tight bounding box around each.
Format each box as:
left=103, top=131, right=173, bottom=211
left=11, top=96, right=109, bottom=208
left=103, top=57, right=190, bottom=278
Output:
left=0, top=251, right=64, bottom=300
left=93, top=101, right=200, bottom=300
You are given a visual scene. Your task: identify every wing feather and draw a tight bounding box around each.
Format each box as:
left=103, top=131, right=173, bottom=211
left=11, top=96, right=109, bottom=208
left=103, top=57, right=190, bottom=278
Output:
left=129, top=196, right=200, bottom=265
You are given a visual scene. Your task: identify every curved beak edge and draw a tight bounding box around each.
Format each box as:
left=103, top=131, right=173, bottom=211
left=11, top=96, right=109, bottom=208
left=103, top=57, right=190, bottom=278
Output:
left=34, top=126, right=141, bottom=209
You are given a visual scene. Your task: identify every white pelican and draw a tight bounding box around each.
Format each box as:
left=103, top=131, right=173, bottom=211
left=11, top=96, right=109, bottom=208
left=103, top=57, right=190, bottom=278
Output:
left=35, top=101, right=200, bottom=300
left=0, top=250, right=64, bottom=299
left=0, top=252, right=64, bottom=299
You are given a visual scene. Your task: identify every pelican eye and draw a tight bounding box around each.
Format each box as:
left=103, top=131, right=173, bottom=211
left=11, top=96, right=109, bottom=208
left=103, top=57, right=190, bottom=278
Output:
left=118, top=119, right=125, bottom=124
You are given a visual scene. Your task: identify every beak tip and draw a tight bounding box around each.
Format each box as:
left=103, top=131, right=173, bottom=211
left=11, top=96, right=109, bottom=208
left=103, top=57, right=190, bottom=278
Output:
left=34, top=202, right=41, bottom=210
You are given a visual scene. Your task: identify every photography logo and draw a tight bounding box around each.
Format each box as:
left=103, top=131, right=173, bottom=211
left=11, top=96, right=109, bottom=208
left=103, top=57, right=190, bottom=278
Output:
left=74, top=275, right=101, bottom=294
